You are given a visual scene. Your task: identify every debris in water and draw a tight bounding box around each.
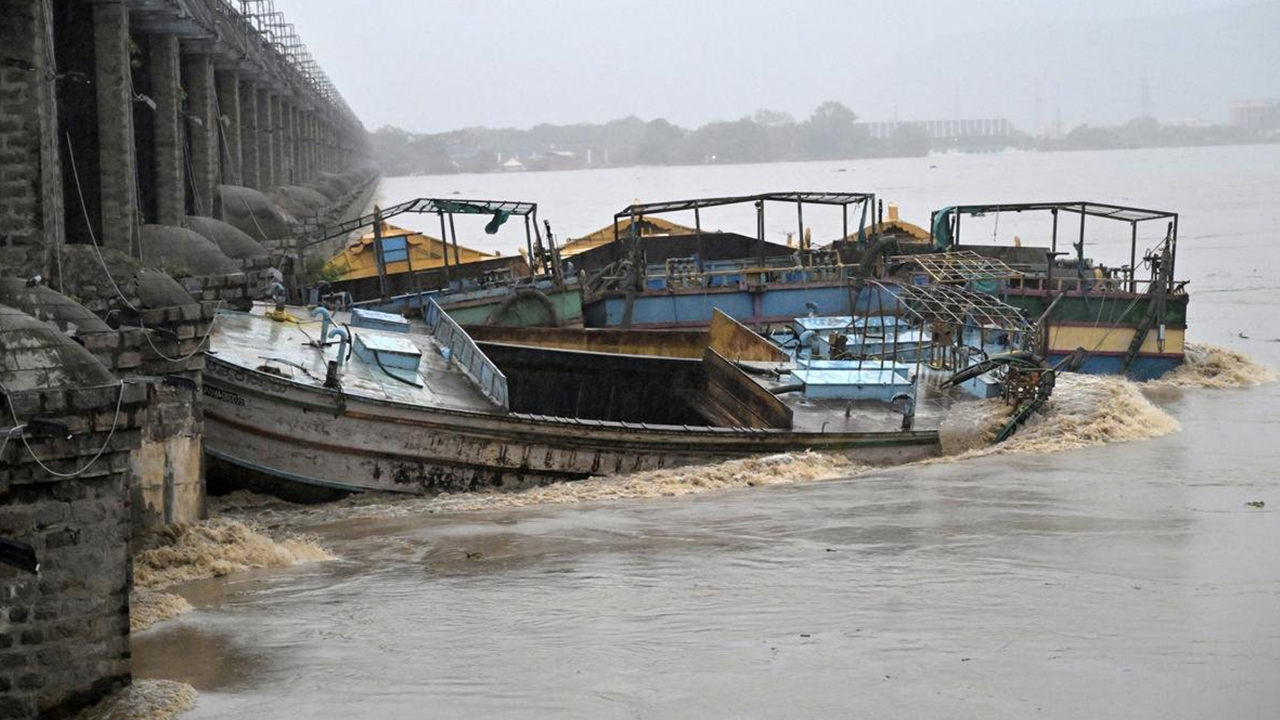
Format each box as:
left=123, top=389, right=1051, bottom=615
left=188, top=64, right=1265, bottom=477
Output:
left=1246, top=501, right=1265, bottom=508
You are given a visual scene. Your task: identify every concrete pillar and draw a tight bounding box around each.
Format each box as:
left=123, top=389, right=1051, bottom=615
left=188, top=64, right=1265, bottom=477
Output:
left=319, top=121, right=329, bottom=173
left=149, top=34, right=184, bottom=226
left=317, top=118, right=325, bottom=174
left=240, top=80, right=259, bottom=189
left=215, top=69, right=241, bottom=186
left=295, top=110, right=307, bottom=181
left=302, top=112, right=314, bottom=180
left=258, top=88, right=274, bottom=189
left=283, top=101, right=296, bottom=184
left=314, top=116, right=323, bottom=177
left=0, top=0, right=64, bottom=278
left=184, top=54, right=217, bottom=216
left=93, top=2, right=138, bottom=254
left=309, top=114, right=320, bottom=178
left=271, top=94, right=285, bottom=188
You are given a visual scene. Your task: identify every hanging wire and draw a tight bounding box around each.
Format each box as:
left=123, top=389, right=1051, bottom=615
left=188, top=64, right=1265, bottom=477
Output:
left=1, top=378, right=126, bottom=479
left=64, top=130, right=222, bottom=363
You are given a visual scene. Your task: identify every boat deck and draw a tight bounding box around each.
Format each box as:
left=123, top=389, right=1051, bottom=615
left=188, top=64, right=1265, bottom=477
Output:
left=210, top=308, right=502, bottom=414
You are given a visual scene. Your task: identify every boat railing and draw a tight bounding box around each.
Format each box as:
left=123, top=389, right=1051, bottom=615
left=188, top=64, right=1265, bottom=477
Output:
left=1010, top=274, right=1186, bottom=296
left=423, top=298, right=510, bottom=410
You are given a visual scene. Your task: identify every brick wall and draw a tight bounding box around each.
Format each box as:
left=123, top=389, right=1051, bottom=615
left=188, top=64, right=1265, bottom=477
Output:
left=0, top=0, right=62, bottom=280
left=0, top=381, right=148, bottom=719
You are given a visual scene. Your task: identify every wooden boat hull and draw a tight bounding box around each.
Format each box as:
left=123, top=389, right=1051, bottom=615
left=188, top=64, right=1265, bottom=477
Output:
left=202, top=355, right=940, bottom=496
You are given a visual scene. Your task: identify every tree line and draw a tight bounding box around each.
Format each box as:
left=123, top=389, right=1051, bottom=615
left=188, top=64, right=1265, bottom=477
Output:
left=369, top=102, right=933, bottom=176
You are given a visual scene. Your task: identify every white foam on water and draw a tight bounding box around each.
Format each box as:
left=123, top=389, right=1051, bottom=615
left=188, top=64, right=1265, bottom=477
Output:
left=129, top=591, right=193, bottom=633
left=937, top=373, right=1182, bottom=460
left=130, top=519, right=333, bottom=630
left=1144, top=342, right=1276, bottom=389
left=214, top=371, right=1200, bottom=527
left=73, top=679, right=196, bottom=720
left=224, top=453, right=868, bottom=526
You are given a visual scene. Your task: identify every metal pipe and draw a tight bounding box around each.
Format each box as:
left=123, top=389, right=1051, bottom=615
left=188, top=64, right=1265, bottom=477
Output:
left=796, top=201, right=804, bottom=250
left=438, top=211, right=451, bottom=289
left=372, top=205, right=388, bottom=301
left=694, top=207, right=703, bottom=273
left=447, top=212, right=461, bottom=266
left=310, top=306, right=333, bottom=346
left=1129, top=221, right=1138, bottom=293
left=756, top=199, right=765, bottom=269
left=1050, top=208, right=1059, bottom=257
left=524, top=214, right=534, bottom=277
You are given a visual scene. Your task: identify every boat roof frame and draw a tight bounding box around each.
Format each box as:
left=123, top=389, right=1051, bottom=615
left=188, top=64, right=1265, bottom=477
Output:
left=606, top=192, right=878, bottom=268
left=930, top=200, right=1181, bottom=284
left=302, top=197, right=541, bottom=248
left=941, top=201, right=1177, bottom=224
left=895, top=249, right=1023, bottom=284
left=865, top=279, right=1032, bottom=334
left=614, top=191, right=875, bottom=219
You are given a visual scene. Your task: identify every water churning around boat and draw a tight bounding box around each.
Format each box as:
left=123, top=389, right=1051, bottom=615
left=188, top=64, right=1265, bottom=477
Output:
left=1143, top=342, right=1277, bottom=389
left=131, top=519, right=333, bottom=631
left=72, top=679, right=197, bottom=720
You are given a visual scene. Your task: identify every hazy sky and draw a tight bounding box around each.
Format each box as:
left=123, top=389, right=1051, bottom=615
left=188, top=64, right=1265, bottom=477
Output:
left=277, top=0, right=1278, bottom=134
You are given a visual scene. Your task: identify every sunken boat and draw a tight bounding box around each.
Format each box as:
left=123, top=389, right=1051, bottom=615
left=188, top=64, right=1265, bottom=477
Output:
left=202, top=299, right=943, bottom=498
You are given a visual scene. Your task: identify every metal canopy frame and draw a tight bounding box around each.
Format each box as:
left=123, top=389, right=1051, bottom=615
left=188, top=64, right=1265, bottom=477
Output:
left=894, top=250, right=1023, bottom=284
left=610, top=192, right=877, bottom=276
left=302, top=197, right=544, bottom=297
left=879, top=281, right=1031, bottom=333
left=304, top=197, right=539, bottom=247
left=943, top=201, right=1176, bottom=224
left=929, top=200, right=1181, bottom=293
left=616, top=192, right=875, bottom=218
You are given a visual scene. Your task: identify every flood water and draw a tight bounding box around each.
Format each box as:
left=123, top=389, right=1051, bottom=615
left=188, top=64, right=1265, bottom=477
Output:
left=135, top=145, right=1280, bottom=719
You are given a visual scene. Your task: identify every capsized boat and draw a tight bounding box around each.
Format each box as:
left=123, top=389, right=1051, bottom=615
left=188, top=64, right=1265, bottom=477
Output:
left=202, top=300, right=942, bottom=498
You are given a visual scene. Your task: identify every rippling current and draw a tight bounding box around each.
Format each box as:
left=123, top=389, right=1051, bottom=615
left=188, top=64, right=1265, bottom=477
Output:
left=131, top=145, right=1280, bottom=719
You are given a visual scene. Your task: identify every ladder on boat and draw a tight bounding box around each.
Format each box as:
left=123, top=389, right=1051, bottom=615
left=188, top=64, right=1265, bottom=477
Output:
left=1119, top=239, right=1173, bottom=376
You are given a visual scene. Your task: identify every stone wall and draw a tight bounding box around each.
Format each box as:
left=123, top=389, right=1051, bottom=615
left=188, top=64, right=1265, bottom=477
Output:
left=0, top=382, right=148, bottom=719
left=0, top=0, right=62, bottom=280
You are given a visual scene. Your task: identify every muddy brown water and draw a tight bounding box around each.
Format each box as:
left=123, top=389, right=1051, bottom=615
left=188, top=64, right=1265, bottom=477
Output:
left=134, top=145, right=1280, bottom=719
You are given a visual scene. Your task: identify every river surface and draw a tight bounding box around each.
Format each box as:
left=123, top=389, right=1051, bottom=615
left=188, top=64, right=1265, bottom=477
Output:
left=135, top=145, right=1280, bottom=719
